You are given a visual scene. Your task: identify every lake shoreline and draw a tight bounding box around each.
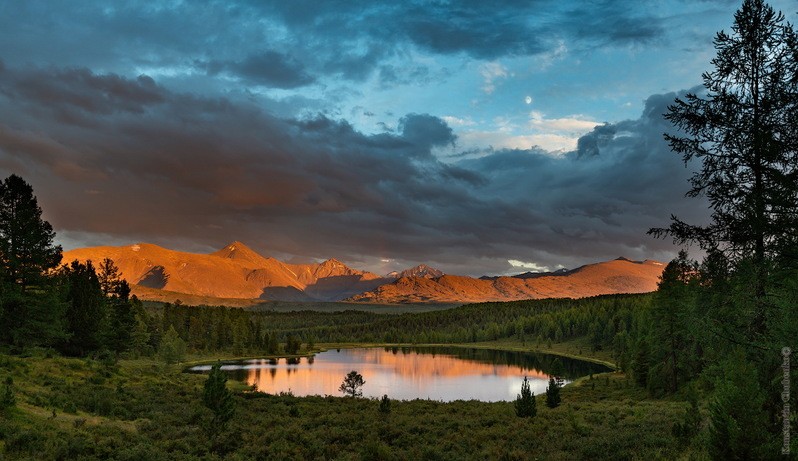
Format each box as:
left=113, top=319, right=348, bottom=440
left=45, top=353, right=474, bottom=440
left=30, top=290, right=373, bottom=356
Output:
left=181, top=340, right=618, bottom=373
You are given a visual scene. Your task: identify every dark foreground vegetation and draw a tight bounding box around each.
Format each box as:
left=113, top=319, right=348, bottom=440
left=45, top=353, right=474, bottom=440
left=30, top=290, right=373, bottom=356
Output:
left=0, top=350, right=689, bottom=460
left=2, top=0, right=798, bottom=458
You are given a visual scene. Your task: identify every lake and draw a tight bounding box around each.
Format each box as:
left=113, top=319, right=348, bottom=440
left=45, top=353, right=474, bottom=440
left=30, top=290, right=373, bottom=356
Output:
left=187, top=347, right=612, bottom=402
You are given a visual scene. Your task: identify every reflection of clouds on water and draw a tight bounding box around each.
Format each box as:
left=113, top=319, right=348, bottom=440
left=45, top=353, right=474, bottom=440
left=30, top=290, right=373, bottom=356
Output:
left=188, top=348, right=598, bottom=402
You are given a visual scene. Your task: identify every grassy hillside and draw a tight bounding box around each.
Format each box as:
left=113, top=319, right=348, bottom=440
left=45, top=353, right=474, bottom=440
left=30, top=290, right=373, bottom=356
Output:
left=0, top=347, right=692, bottom=460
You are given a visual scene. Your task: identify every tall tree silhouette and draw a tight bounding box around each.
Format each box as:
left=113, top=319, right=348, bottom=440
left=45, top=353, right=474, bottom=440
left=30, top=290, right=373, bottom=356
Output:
left=0, top=174, right=65, bottom=347
left=0, top=174, right=62, bottom=290
left=203, top=363, right=235, bottom=436
left=61, top=260, right=107, bottom=355
left=649, top=0, right=798, bottom=339
left=339, top=371, right=365, bottom=397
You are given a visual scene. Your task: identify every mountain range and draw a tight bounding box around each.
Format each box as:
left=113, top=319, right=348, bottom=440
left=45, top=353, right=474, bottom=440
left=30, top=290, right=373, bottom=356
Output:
left=61, top=242, right=665, bottom=305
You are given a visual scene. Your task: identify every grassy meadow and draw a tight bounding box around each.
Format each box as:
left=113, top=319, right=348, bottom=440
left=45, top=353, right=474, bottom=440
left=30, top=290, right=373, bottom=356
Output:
left=0, top=337, right=696, bottom=460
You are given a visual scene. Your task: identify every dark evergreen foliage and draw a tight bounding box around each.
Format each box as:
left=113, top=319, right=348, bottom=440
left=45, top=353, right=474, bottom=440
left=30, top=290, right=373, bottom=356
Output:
left=203, top=363, right=235, bottom=433
left=339, top=371, right=365, bottom=397
left=545, top=377, right=561, bottom=408
left=0, top=174, right=62, bottom=290
left=514, top=376, right=536, bottom=417
left=378, top=394, right=391, bottom=414
left=0, top=174, right=66, bottom=348
left=649, top=0, right=798, bottom=340
left=60, top=260, right=108, bottom=356
left=645, top=1, right=798, bottom=456
left=0, top=377, right=15, bottom=409
left=708, top=353, right=771, bottom=460
left=671, top=385, right=702, bottom=445
left=159, top=325, right=187, bottom=364
left=649, top=250, right=699, bottom=393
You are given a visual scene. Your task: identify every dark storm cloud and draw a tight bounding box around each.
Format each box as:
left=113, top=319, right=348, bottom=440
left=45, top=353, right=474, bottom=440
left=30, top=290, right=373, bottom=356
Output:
left=562, top=4, right=665, bottom=47
left=0, top=64, right=482, bottom=255
left=0, top=61, right=707, bottom=275
left=443, top=90, right=708, bottom=273
left=4, top=66, right=164, bottom=116
left=396, top=2, right=549, bottom=59
left=0, top=0, right=671, bottom=90
left=202, top=51, right=315, bottom=89
left=399, top=114, right=456, bottom=152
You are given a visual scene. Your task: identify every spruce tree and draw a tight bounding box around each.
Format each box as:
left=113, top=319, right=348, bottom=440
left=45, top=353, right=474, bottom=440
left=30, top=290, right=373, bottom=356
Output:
left=0, top=174, right=62, bottom=290
left=0, top=174, right=66, bottom=347
left=514, top=376, right=537, bottom=417
left=61, top=260, right=108, bottom=355
left=708, top=352, right=770, bottom=459
left=339, top=370, right=365, bottom=397
left=159, top=325, right=187, bottom=364
left=650, top=250, right=699, bottom=393
left=647, top=1, right=798, bottom=452
left=378, top=394, right=391, bottom=414
left=97, top=258, right=121, bottom=297
left=203, top=363, right=235, bottom=434
left=545, top=377, right=561, bottom=408
left=108, top=280, right=136, bottom=353
left=648, top=0, right=798, bottom=340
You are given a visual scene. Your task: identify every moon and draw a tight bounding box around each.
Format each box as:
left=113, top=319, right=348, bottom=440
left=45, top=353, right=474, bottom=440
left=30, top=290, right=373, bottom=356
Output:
left=524, top=96, right=533, bottom=105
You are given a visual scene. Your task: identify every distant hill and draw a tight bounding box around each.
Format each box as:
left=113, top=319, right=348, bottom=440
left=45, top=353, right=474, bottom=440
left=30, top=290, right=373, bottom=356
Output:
left=347, top=258, right=665, bottom=304
left=62, top=243, right=665, bottom=305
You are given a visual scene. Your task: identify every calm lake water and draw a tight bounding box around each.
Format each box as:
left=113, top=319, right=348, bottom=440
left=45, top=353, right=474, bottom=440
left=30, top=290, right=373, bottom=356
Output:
left=187, top=347, right=612, bottom=402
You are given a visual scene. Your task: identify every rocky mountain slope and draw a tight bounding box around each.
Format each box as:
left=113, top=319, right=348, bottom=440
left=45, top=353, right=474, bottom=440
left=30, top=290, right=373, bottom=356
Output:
left=62, top=242, right=385, bottom=302
left=62, top=243, right=665, bottom=304
left=347, top=258, right=665, bottom=303
left=386, top=264, right=444, bottom=279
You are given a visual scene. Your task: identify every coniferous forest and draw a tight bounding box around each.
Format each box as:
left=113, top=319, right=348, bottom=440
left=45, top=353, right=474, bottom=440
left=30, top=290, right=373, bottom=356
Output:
left=0, top=1, right=797, bottom=459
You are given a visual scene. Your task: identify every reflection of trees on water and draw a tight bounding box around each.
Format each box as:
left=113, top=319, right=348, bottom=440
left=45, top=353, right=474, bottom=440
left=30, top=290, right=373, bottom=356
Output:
left=194, top=347, right=611, bottom=383
left=384, top=346, right=611, bottom=380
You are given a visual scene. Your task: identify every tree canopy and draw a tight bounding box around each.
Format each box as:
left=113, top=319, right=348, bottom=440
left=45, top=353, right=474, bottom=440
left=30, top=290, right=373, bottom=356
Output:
left=0, top=174, right=62, bottom=290
left=339, top=371, right=365, bottom=398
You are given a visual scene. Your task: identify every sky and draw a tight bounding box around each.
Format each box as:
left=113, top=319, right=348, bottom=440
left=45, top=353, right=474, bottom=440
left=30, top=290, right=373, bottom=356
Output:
left=0, top=0, right=794, bottom=277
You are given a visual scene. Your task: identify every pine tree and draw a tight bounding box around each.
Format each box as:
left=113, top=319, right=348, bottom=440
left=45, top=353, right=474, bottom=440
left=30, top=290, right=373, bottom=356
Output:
left=107, top=280, right=135, bottom=353
left=0, top=174, right=66, bottom=347
left=633, top=338, right=650, bottom=387
left=0, top=285, right=67, bottom=348
left=61, top=260, right=108, bottom=355
left=266, top=332, right=279, bottom=354
left=0, top=174, right=62, bottom=290
left=130, top=314, right=151, bottom=357
left=647, top=1, right=798, bottom=450
left=514, top=376, right=537, bottom=417
left=339, top=370, right=365, bottom=397
left=648, top=0, right=798, bottom=340
left=378, top=394, right=391, bottom=414
left=545, top=377, right=561, bottom=408
left=708, top=352, right=770, bottom=459
left=159, top=325, right=187, bottom=364
left=203, top=363, right=235, bottom=435
left=97, top=258, right=121, bottom=297
left=650, top=250, right=699, bottom=393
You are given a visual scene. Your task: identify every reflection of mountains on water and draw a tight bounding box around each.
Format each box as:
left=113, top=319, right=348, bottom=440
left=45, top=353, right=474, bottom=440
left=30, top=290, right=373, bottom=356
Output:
left=386, top=346, right=612, bottom=380
left=187, top=347, right=613, bottom=401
